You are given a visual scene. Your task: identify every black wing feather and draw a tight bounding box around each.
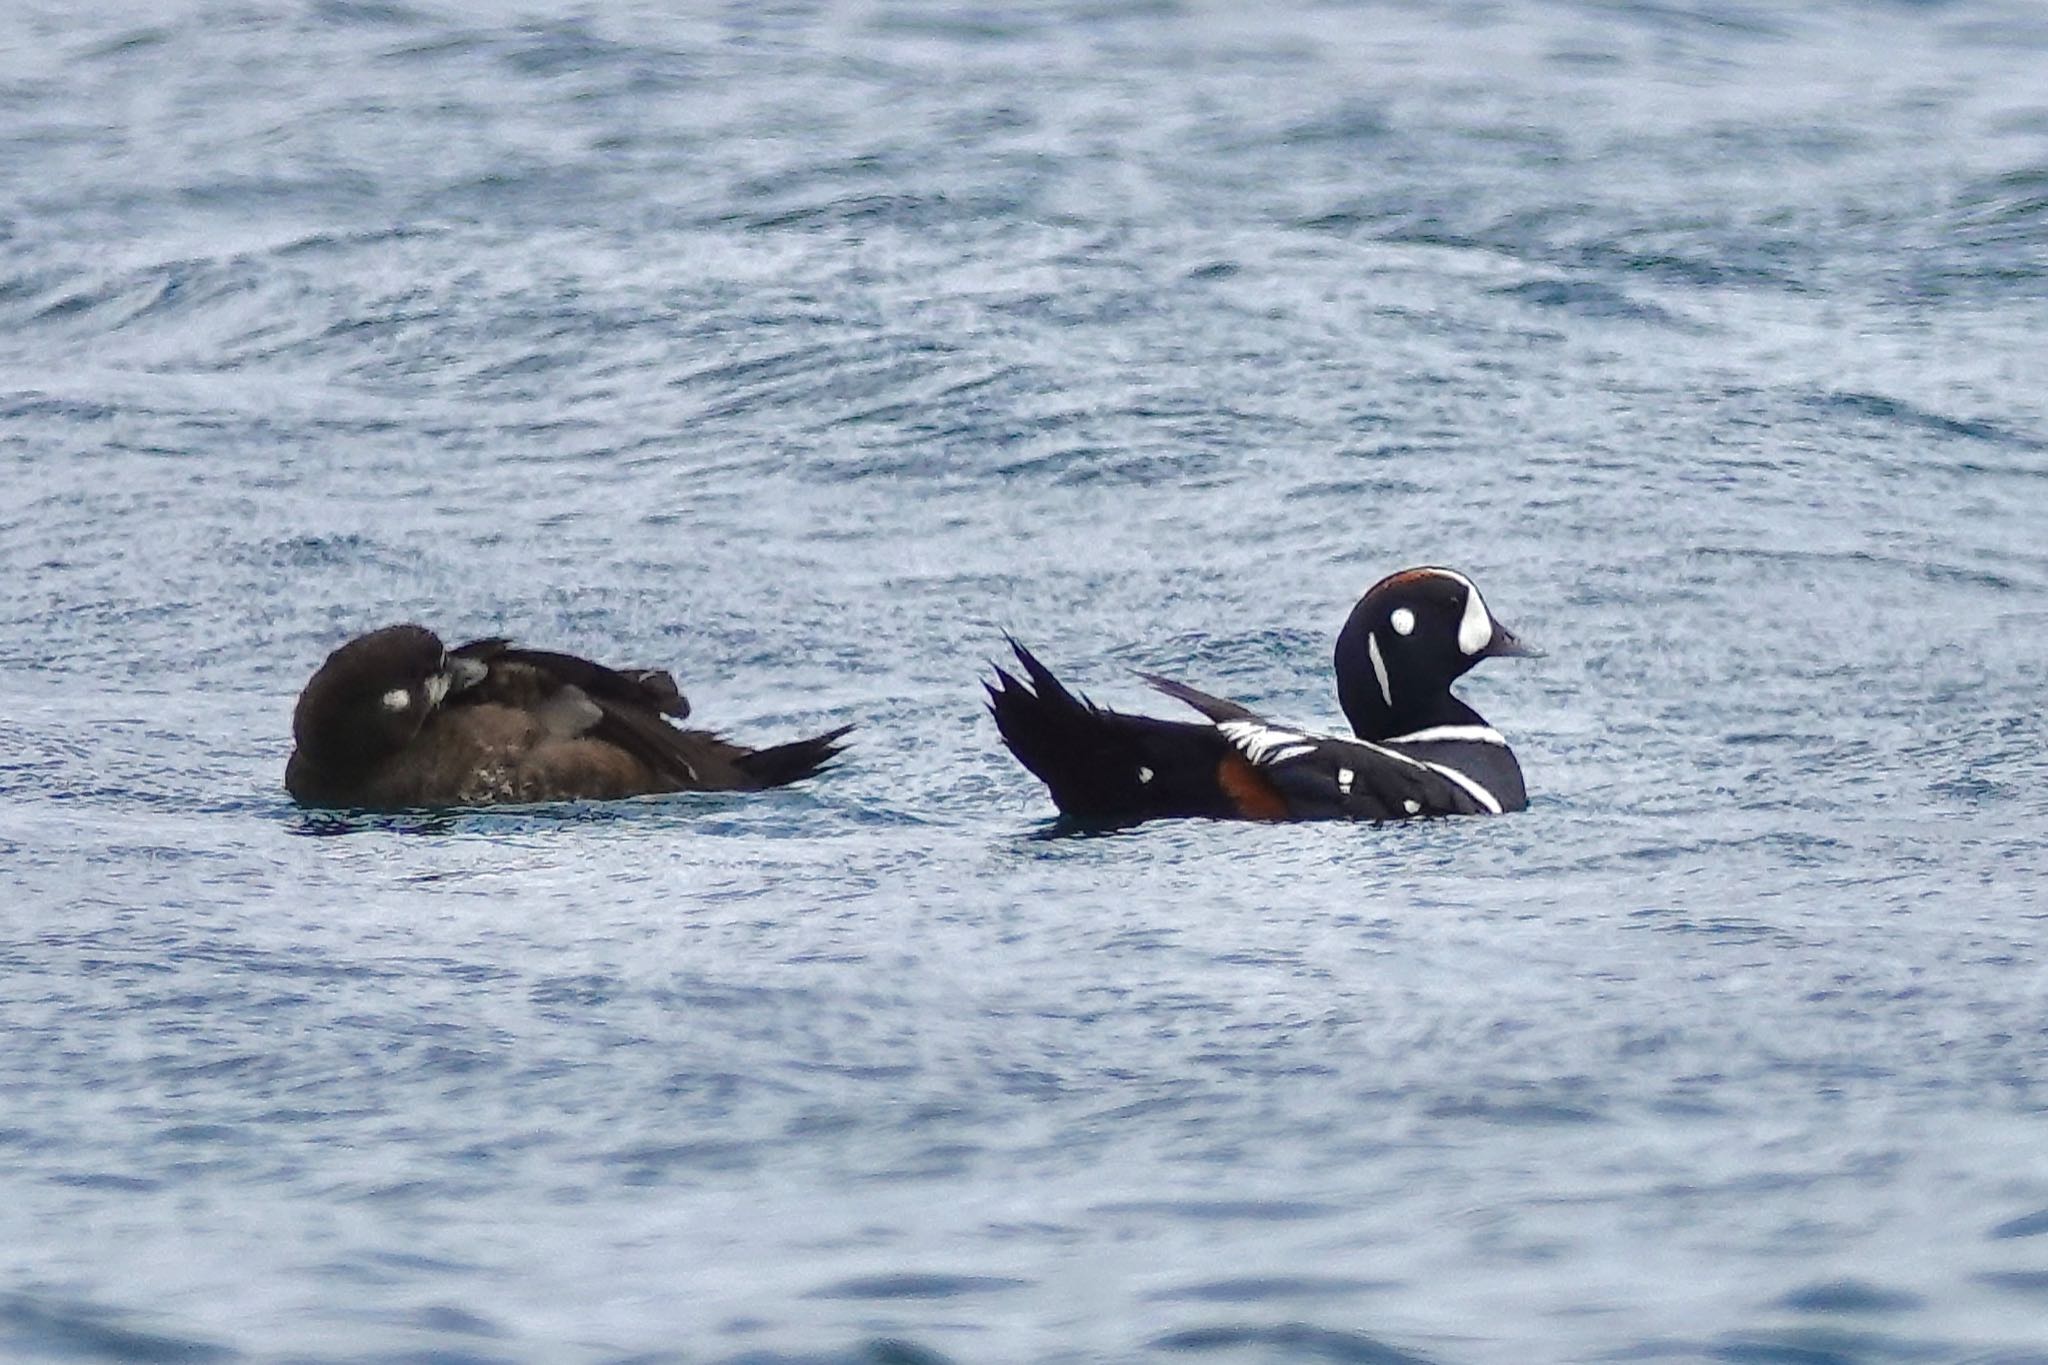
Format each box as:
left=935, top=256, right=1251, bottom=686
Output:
left=451, top=639, right=689, bottom=718
left=1241, top=734, right=1497, bottom=819
left=1140, top=674, right=1262, bottom=724
left=987, top=641, right=1238, bottom=822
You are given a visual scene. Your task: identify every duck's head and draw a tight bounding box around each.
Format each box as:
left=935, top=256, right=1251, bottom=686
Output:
left=1333, top=567, right=1537, bottom=736
left=290, top=624, right=488, bottom=776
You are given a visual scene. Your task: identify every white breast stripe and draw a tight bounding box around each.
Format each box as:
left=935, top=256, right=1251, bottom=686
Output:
left=1367, top=631, right=1392, bottom=707
left=1383, top=725, right=1506, bottom=746
left=1340, top=730, right=1503, bottom=815
left=1420, top=761, right=1502, bottom=814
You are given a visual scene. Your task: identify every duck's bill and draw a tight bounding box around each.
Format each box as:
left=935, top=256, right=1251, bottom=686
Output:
left=1485, top=621, right=1543, bottom=659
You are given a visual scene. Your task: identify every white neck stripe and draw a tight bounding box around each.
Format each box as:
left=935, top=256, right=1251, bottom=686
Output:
left=1383, top=725, right=1505, bottom=746
left=1367, top=631, right=1392, bottom=708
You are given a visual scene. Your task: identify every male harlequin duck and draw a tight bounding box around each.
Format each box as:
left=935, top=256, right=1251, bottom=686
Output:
left=986, top=567, right=1536, bottom=824
left=286, top=624, right=851, bottom=808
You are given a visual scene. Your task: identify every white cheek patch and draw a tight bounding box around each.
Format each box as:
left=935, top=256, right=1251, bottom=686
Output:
left=1457, top=582, right=1493, bottom=656
left=1367, top=631, right=1392, bottom=707
left=1390, top=607, right=1415, bottom=637
left=380, top=687, right=412, bottom=712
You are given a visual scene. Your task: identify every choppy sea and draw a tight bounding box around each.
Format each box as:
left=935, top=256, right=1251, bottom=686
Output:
left=4, top=1, right=2047, bottom=1360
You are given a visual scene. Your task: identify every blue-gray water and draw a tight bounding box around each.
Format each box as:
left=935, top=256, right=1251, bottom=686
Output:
left=4, top=1, right=2047, bottom=1360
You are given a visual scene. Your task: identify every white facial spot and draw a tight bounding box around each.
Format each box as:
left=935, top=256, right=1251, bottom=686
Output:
left=380, top=687, right=412, bottom=712
left=1367, top=631, right=1392, bottom=707
left=1390, top=607, right=1415, bottom=637
left=1336, top=766, right=1355, bottom=795
left=1138, top=766, right=1155, bottom=784
left=1457, top=582, right=1493, bottom=657
left=1403, top=798, right=1422, bottom=815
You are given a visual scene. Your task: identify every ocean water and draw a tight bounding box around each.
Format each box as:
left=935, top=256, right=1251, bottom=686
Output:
left=3, top=0, right=2047, bottom=1360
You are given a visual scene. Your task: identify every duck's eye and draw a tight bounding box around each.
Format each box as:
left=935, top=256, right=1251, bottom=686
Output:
left=1390, top=607, right=1415, bottom=636
left=381, top=687, right=413, bottom=712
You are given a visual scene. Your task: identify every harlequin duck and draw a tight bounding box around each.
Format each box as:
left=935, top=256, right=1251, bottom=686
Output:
left=286, top=624, right=851, bottom=808
left=986, top=567, right=1536, bottom=824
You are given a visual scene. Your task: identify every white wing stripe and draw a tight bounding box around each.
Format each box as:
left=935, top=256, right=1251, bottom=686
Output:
left=1217, top=720, right=1317, bottom=765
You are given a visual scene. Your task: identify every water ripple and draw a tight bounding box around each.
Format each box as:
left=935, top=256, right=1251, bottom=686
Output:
left=2, top=0, right=2046, bottom=1360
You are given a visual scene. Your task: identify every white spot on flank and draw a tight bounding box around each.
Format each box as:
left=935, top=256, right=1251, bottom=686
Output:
left=1403, top=798, right=1422, bottom=815
left=1219, top=711, right=1509, bottom=816
left=1457, top=579, right=1493, bottom=656
left=380, top=687, right=412, bottom=712
left=1138, top=766, right=1155, bottom=784
left=1390, top=607, right=1415, bottom=636
left=1367, top=631, right=1392, bottom=707
left=1336, top=766, right=1355, bottom=795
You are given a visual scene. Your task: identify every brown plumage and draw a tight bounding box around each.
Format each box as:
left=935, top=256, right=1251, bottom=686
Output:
left=285, top=624, right=850, bottom=809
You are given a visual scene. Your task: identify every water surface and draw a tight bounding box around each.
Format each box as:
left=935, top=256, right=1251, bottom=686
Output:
left=3, top=1, right=2047, bottom=1360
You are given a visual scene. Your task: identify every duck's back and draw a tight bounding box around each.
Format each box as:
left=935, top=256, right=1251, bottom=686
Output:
left=353, top=704, right=625, bottom=806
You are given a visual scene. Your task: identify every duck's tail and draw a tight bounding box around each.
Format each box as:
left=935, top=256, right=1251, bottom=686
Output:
left=984, top=640, right=1233, bottom=824
left=735, top=725, right=854, bottom=789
